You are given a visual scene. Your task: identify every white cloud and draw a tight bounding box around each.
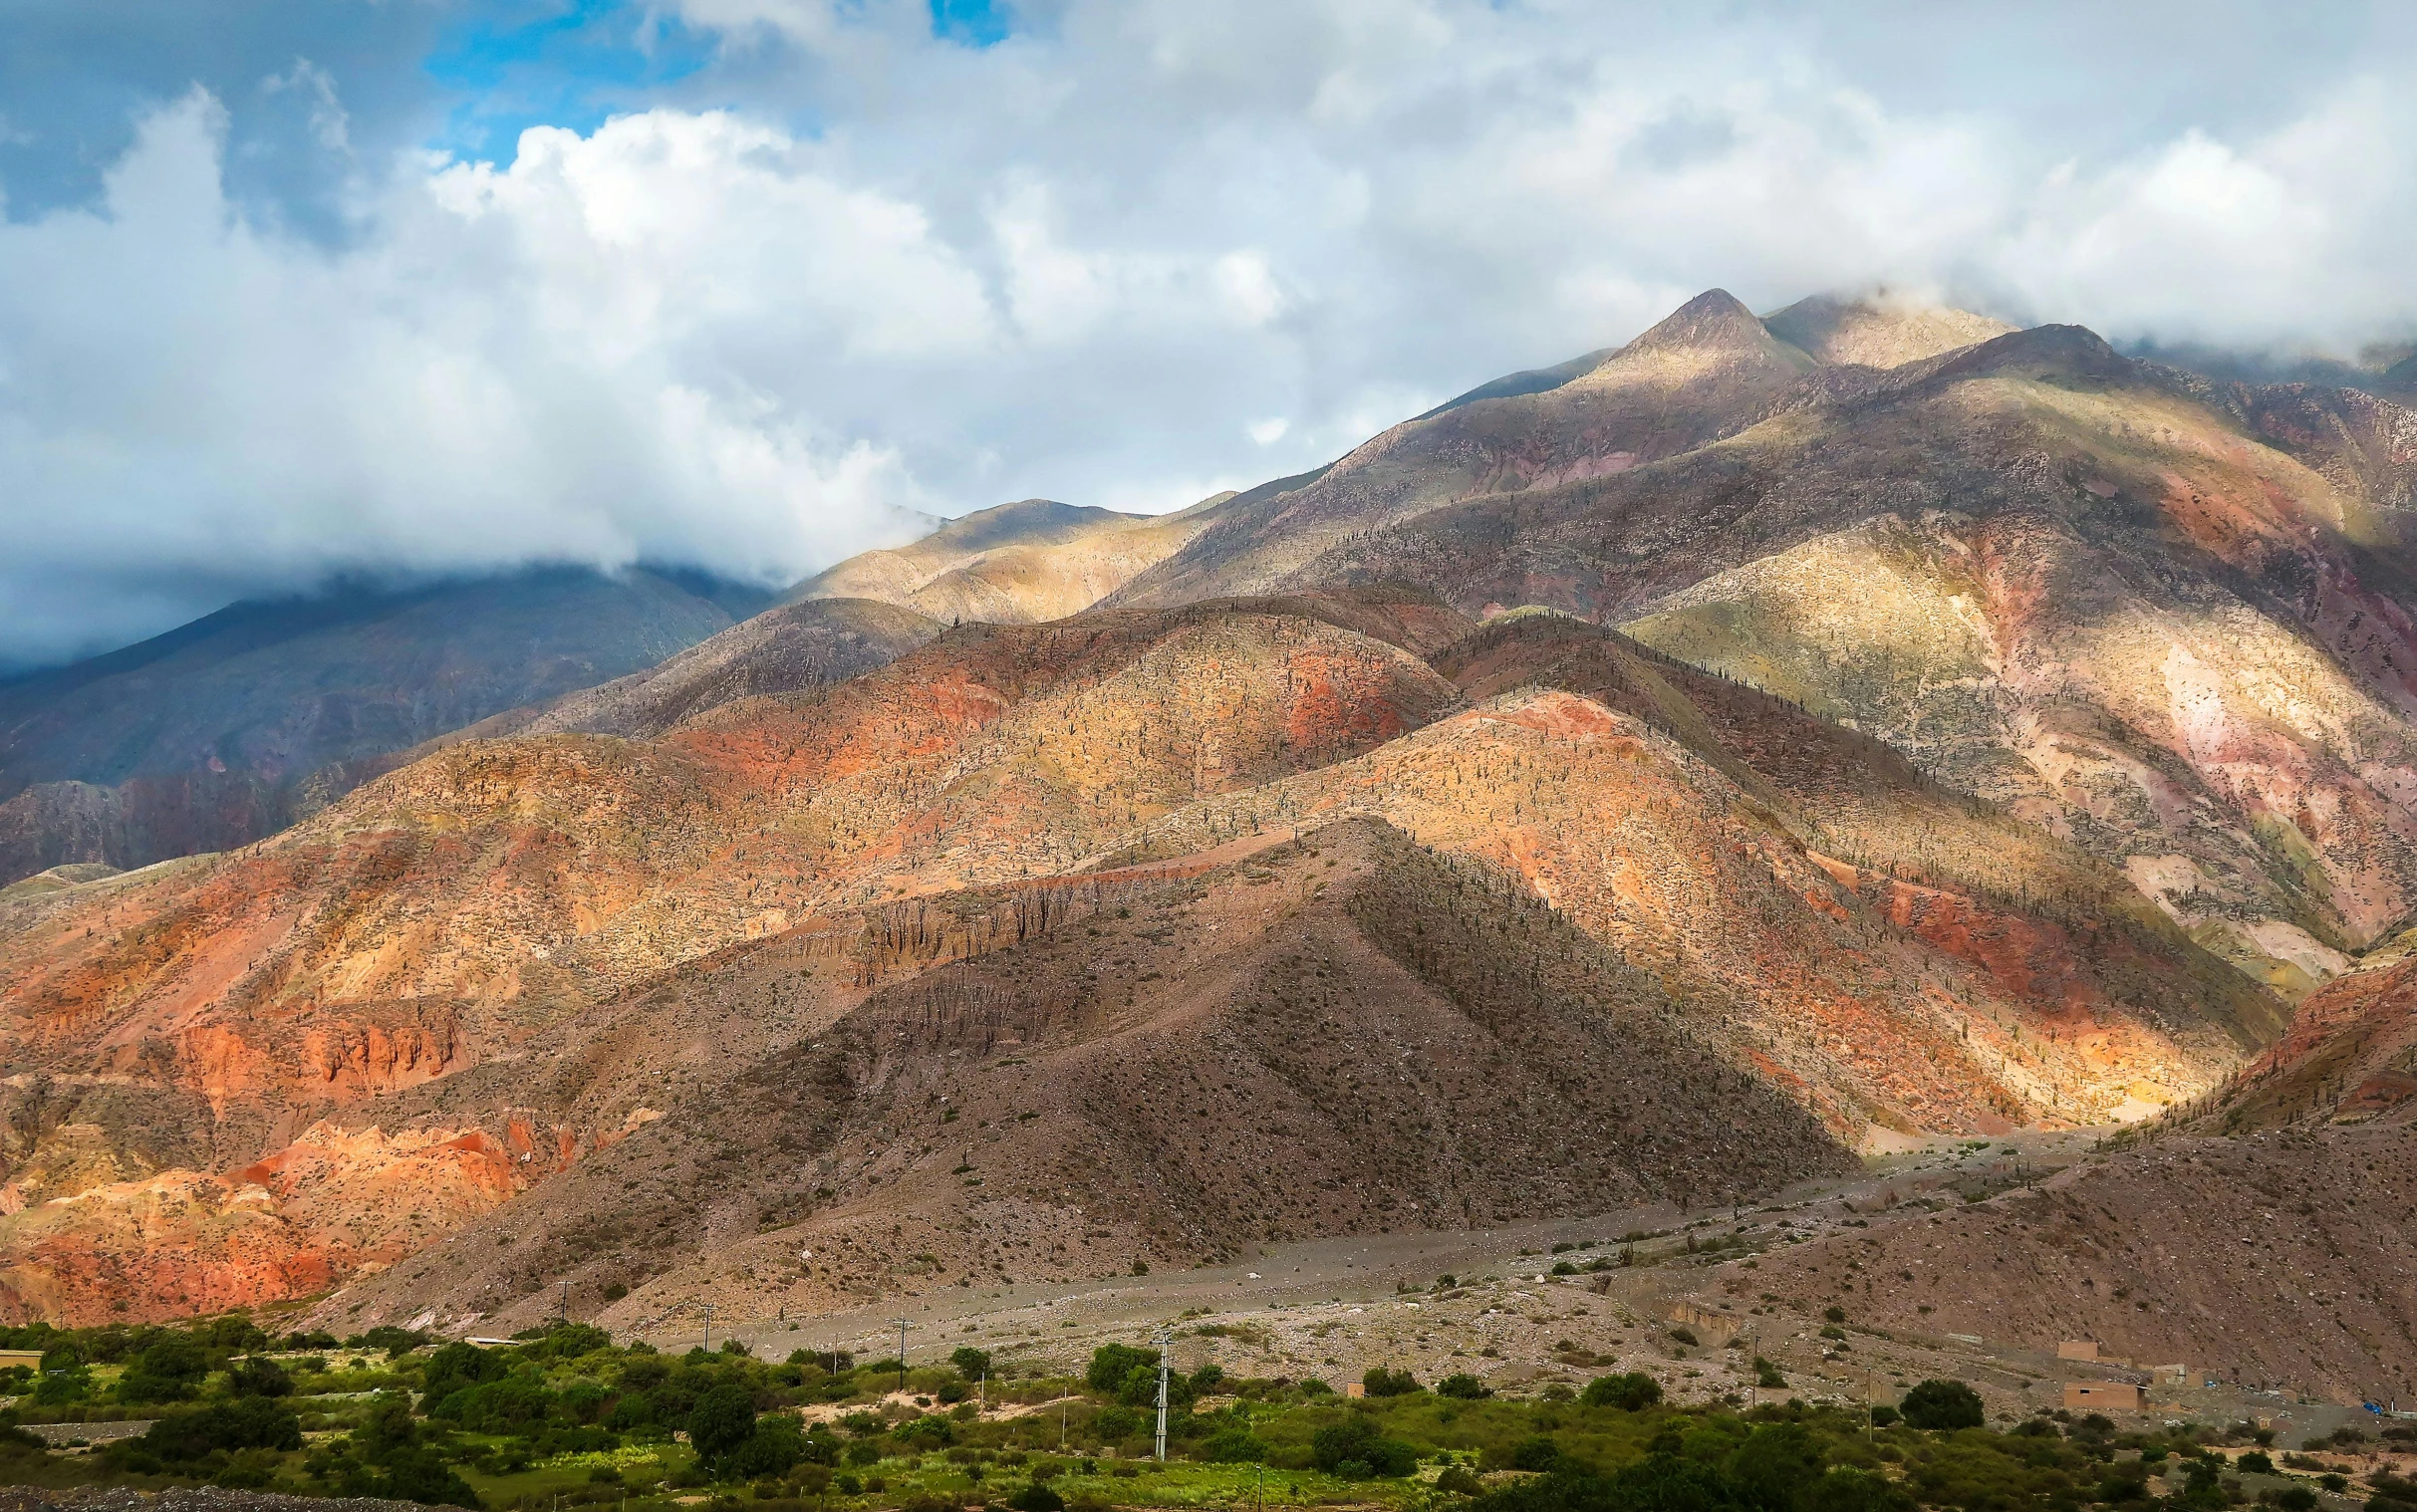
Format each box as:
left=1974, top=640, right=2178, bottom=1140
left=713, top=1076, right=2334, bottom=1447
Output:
left=3, top=0, right=2415, bottom=663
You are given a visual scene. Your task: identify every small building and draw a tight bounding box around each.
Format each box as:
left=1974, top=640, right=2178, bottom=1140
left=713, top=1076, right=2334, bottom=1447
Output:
left=2064, top=1382, right=2142, bottom=1411
left=2055, top=1341, right=2100, bottom=1363
left=0, top=1350, right=43, bottom=1371
left=2149, top=1364, right=2188, bottom=1386
left=1343, top=1383, right=1366, bottom=1399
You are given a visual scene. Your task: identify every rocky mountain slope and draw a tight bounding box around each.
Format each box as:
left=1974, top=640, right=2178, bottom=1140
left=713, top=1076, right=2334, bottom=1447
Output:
left=2190, top=951, right=2417, bottom=1133
left=0, top=569, right=776, bottom=889
left=1121, top=293, right=2417, bottom=994
left=0, top=591, right=2285, bottom=1325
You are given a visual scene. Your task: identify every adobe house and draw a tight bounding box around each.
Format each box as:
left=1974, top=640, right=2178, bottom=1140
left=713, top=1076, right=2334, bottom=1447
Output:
left=0, top=1350, right=43, bottom=1370
left=2064, top=1382, right=2142, bottom=1411
left=2055, top=1341, right=2100, bottom=1363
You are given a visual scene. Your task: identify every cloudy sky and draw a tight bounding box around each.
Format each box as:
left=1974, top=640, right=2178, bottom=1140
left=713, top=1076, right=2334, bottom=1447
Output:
left=3, top=0, right=2414, bottom=668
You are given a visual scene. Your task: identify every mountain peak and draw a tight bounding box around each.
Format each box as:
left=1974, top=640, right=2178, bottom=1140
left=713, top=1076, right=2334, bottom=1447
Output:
left=1625, top=288, right=1768, bottom=356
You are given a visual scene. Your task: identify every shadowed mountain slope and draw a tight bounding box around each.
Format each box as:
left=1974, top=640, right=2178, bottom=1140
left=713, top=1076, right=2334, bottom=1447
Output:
left=296, top=818, right=1852, bottom=1337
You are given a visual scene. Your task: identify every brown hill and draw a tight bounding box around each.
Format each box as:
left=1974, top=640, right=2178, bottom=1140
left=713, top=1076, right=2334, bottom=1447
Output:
left=1742, top=1123, right=2417, bottom=1405
left=793, top=497, right=1221, bottom=625
left=0, top=597, right=1465, bottom=1291
left=306, top=818, right=1852, bottom=1337
left=1102, top=631, right=2275, bottom=1138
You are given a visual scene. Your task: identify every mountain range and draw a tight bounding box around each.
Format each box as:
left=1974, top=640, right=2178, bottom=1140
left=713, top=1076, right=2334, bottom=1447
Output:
left=0, top=291, right=2411, bottom=1394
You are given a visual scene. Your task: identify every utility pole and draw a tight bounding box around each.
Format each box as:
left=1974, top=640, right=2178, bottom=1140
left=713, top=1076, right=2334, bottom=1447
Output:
left=702, top=1302, right=712, bottom=1356
left=1152, top=1329, right=1174, bottom=1463
left=889, top=1319, right=914, bottom=1396
left=560, top=1281, right=569, bottom=1326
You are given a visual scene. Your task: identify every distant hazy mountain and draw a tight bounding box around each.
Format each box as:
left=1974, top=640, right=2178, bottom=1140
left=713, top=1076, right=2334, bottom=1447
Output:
left=0, top=568, right=775, bottom=885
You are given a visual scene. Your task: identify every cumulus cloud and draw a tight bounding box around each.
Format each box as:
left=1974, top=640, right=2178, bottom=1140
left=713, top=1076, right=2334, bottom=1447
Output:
left=2, top=0, right=2415, bottom=664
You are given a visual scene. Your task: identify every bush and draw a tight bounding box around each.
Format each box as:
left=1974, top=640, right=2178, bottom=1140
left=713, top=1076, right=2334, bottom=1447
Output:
left=1438, top=1374, right=1493, bottom=1400
left=1509, top=1436, right=1563, bottom=1472
left=1362, top=1367, right=1423, bottom=1397
left=129, top=1399, right=305, bottom=1462
left=420, top=1342, right=508, bottom=1408
left=1008, top=1483, right=1066, bottom=1512
left=1898, top=1379, right=1984, bottom=1430
left=1868, top=1404, right=1899, bottom=1428
left=1436, top=1465, right=1483, bottom=1497
left=227, top=1356, right=294, bottom=1397
left=1203, top=1424, right=1268, bottom=1462
left=730, top=1415, right=809, bottom=1479
left=2237, top=1451, right=2276, bottom=1474
left=1579, top=1373, right=1662, bottom=1411
left=895, top=1413, right=955, bottom=1447
left=118, top=1336, right=210, bottom=1404
left=951, top=1347, right=992, bottom=1382
left=1092, top=1406, right=1142, bottom=1442
left=1087, top=1345, right=1158, bottom=1396
left=1311, top=1414, right=1418, bottom=1478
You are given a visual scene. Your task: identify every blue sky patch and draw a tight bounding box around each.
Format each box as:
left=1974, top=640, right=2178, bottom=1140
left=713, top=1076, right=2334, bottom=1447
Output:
left=424, top=0, right=715, bottom=161
left=931, top=0, right=1012, bottom=48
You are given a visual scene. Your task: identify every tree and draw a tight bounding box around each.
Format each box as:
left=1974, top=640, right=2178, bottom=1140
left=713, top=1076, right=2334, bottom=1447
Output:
left=1898, top=1379, right=1984, bottom=1430
left=1729, top=1423, right=1823, bottom=1512
left=1087, top=1344, right=1157, bottom=1395
left=138, top=1399, right=305, bottom=1460
left=1438, top=1374, right=1493, bottom=1399
left=1363, top=1367, right=1423, bottom=1397
left=950, top=1346, right=992, bottom=1382
left=1579, top=1373, right=1663, bottom=1410
left=227, top=1356, right=294, bottom=1397
left=118, top=1336, right=211, bottom=1404
left=1311, top=1414, right=1418, bottom=1478
left=688, top=1384, right=759, bottom=1460
left=419, top=1342, right=507, bottom=1410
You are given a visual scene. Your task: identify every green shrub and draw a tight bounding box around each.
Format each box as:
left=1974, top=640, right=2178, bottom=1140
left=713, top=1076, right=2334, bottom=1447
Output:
left=1203, top=1424, right=1268, bottom=1462
left=1007, top=1482, right=1065, bottom=1512
left=1438, top=1374, right=1492, bottom=1400
left=127, top=1398, right=305, bottom=1462
left=1509, top=1436, right=1563, bottom=1472
left=951, top=1347, right=992, bottom=1381
left=1311, top=1415, right=1417, bottom=1478
left=1087, top=1345, right=1158, bottom=1397
left=1578, top=1373, right=1661, bottom=1410
left=118, top=1336, right=210, bottom=1404
left=1362, top=1367, right=1423, bottom=1397
left=1898, top=1379, right=1984, bottom=1430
